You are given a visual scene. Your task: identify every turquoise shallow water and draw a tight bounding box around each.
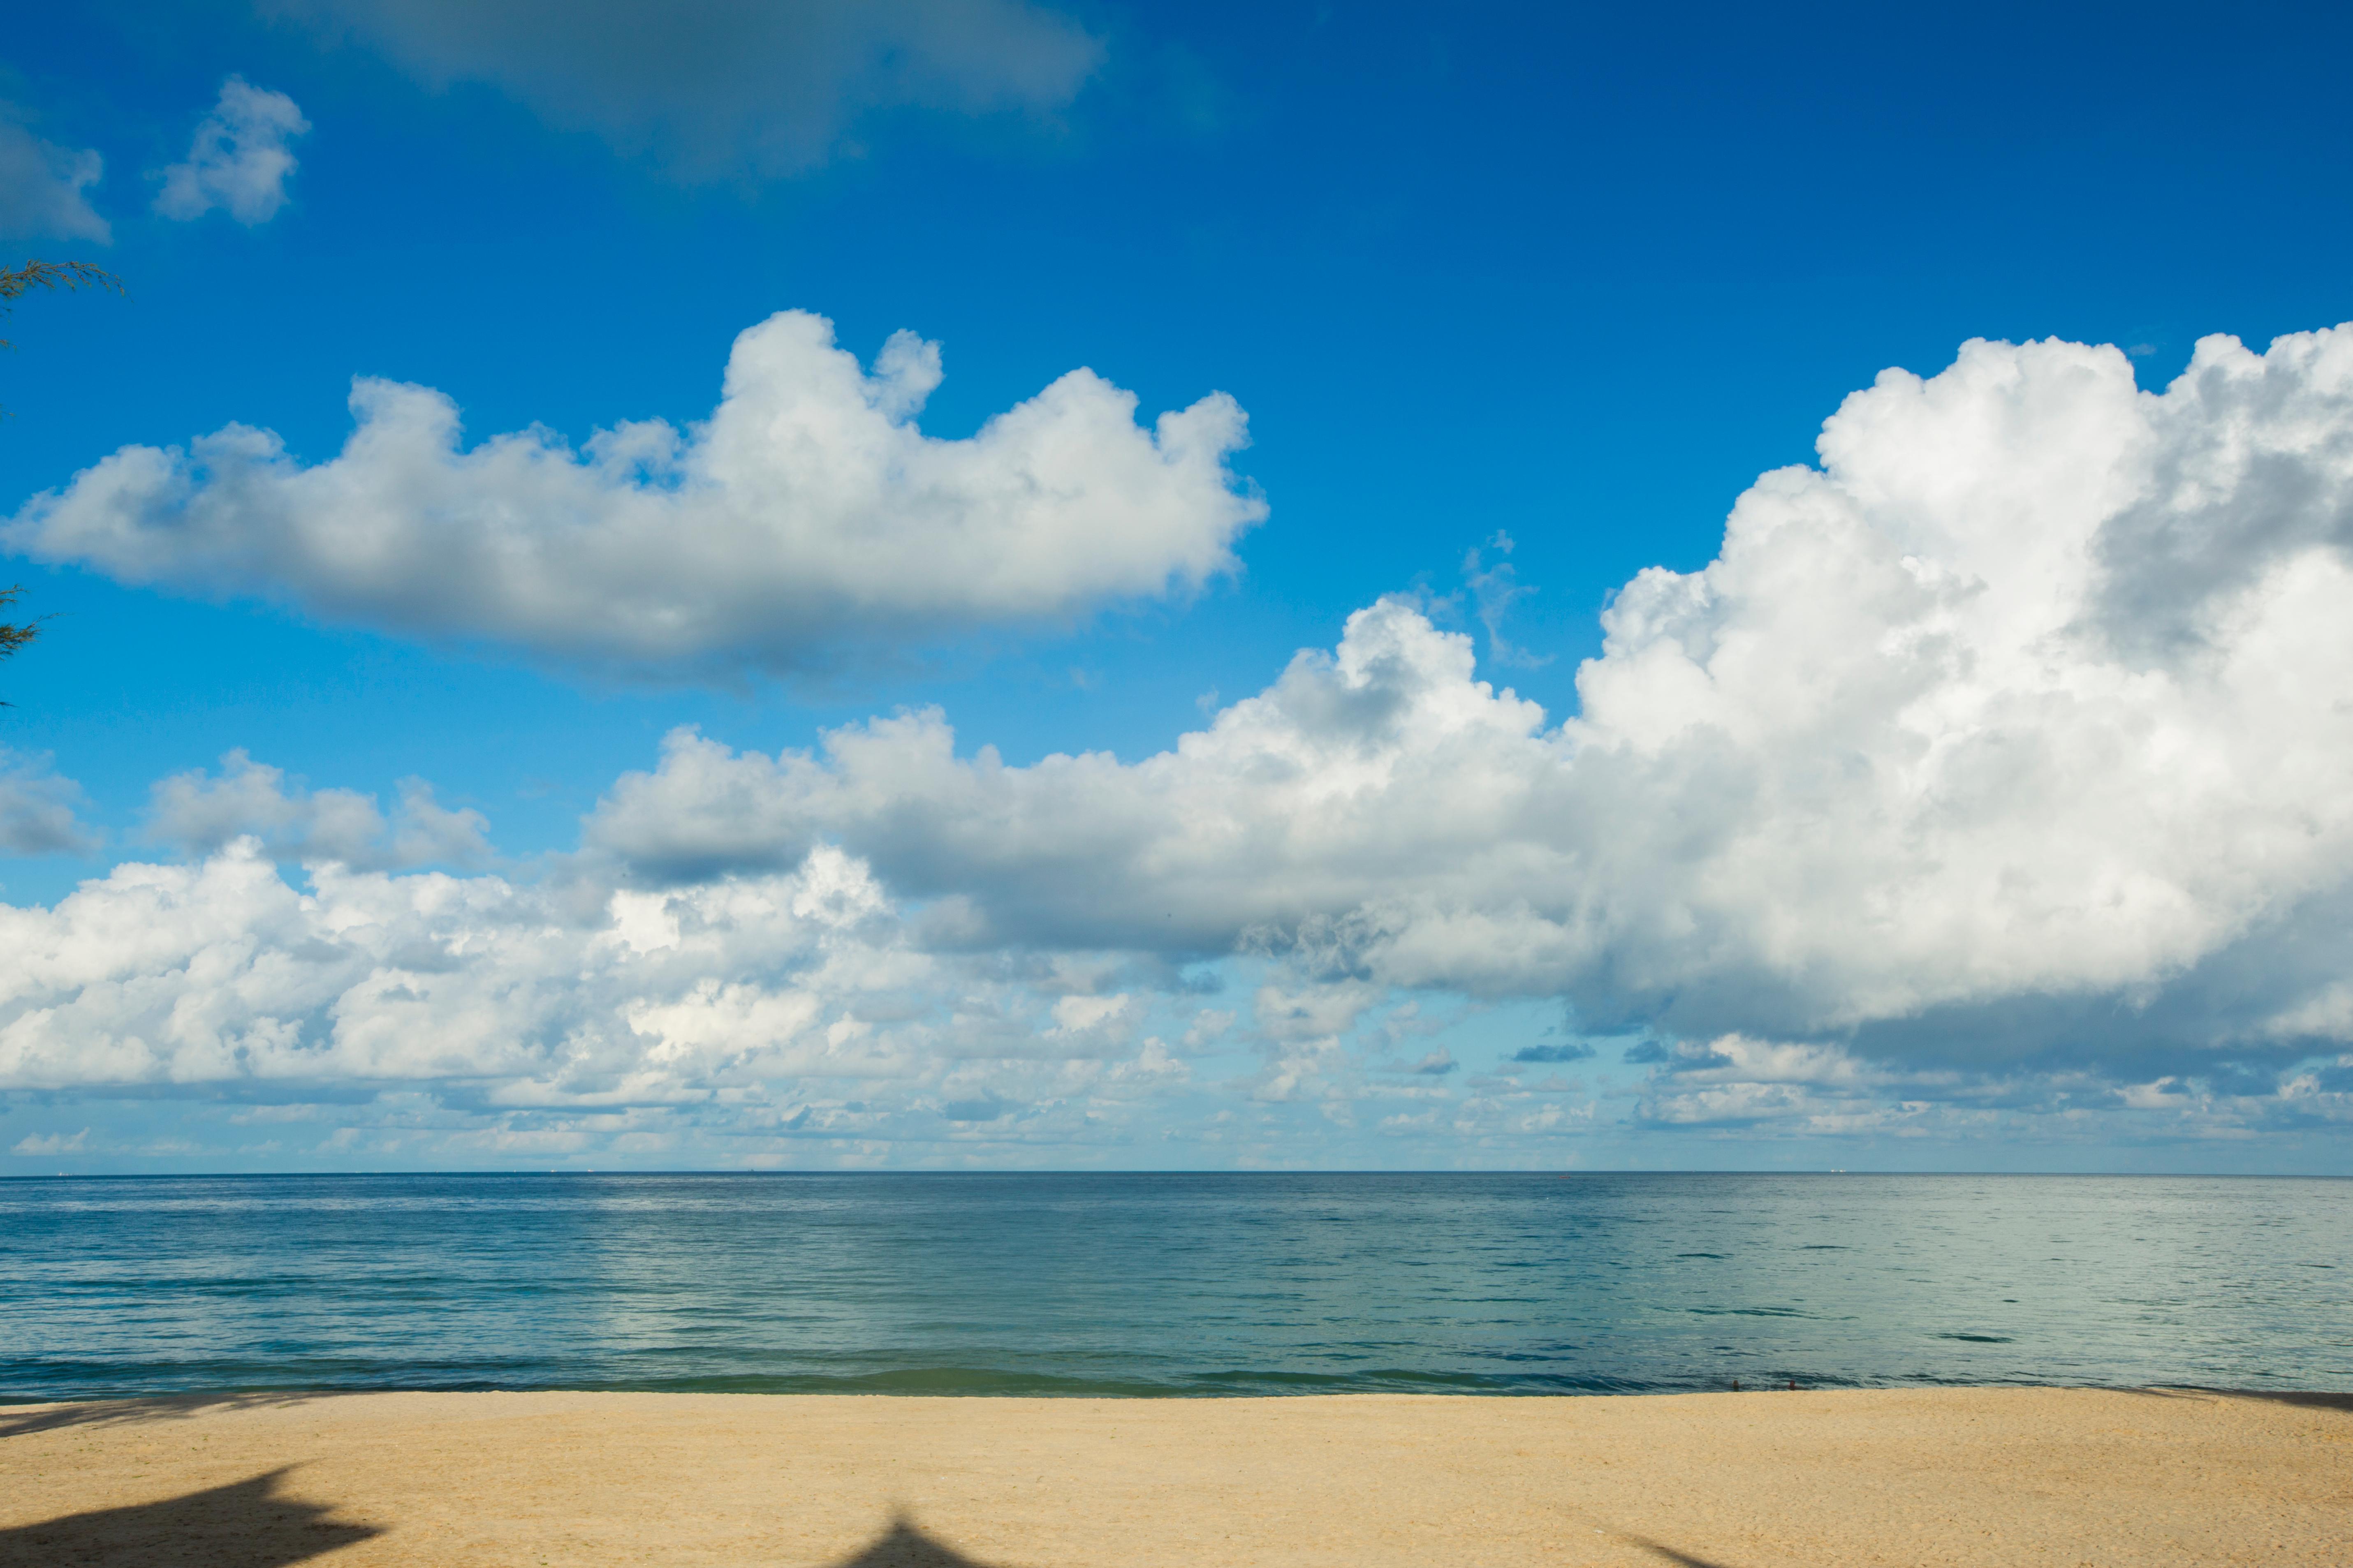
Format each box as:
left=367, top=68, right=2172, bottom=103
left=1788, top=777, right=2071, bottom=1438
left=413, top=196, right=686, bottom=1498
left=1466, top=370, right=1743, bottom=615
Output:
left=1, top=1173, right=2346, bottom=1400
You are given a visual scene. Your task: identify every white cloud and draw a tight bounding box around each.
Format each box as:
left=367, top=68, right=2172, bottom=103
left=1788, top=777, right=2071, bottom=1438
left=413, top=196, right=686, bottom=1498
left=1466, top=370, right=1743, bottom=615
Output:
left=5, top=310, right=1263, bottom=675
left=0, top=750, right=97, bottom=856
left=0, top=838, right=1196, bottom=1163
left=587, top=601, right=1559, bottom=940
left=588, top=323, right=2353, bottom=1081
left=0, top=113, right=108, bottom=242
left=0, top=842, right=890, bottom=1092
left=267, top=0, right=1102, bottom=180
left=146, top=750, right=489, bottom=870
left=1463, top=530, right=1547, bottom=668
left=154, top=78, right=311, bottom=225
left=12, top=323, right=2353, bottom=1163
left=10, top=1126, right=86, bottom=1156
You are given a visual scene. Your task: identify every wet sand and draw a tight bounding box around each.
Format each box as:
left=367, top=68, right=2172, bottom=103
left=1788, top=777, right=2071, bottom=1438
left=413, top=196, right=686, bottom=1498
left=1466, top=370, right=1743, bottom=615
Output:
left=0, top=1386, right=2345, bottom=1566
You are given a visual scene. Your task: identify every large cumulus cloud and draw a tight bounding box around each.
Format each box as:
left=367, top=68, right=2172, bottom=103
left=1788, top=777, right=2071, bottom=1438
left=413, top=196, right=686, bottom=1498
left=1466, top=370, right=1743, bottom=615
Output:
left=10, top=323, right=2353, bottom=1161
left=3, top=310, right=1262, bottom=675
left=589, top=324, right=2353, bottom=1080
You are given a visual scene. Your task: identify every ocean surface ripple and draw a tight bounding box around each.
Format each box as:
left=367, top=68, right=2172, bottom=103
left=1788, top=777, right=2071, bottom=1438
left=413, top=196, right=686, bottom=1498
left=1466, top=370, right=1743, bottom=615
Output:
left=2, top=1173, right=2346, bottom=1400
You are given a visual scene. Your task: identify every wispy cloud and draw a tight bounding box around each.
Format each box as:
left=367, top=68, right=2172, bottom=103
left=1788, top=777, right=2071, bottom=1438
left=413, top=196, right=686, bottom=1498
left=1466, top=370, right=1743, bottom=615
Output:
left=1462, top=530, right=1549, bottom=668
left=269, top=0, right=1102, bottom=181
left=0, top=750, right=97, bottom=856
left=153, top=77, right=311, bottom=225
left=0, top=110, right=107, bottom=242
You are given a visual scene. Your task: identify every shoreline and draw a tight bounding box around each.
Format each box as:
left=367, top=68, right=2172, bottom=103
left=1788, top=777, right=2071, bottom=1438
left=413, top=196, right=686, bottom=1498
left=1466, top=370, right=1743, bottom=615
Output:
left=6, top=1377, right=2350, bottom=1405
left=3, top=1386, right=2346, bottom=1566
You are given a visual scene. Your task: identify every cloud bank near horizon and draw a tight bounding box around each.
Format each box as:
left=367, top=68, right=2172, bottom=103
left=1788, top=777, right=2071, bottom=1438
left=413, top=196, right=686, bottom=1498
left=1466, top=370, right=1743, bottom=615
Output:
left=7, top=324, right=2353, bottom=1164
left=5, top=310, right=1264, bottom=676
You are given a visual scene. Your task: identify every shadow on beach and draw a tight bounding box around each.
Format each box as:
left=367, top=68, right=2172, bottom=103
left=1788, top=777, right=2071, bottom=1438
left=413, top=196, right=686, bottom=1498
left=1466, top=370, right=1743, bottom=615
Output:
left=831, top=1514, right=1755, bottom=1568
left=9, top=1386, right=2339, bottom=1568
left=0, top=1392, right=336, bottom=1440
left=0, top=1466, right=380, bottom=1568
left=2121, top=1387, right=2353, bottom=1413
left=836, top=1516, right=1001, bottom=1568
left=0, top=1496, right=1038, bottom=1568
left=2212, top=1389, right=2353, bottom=1413
left=1619, top=1539, right=1740, bottom=1568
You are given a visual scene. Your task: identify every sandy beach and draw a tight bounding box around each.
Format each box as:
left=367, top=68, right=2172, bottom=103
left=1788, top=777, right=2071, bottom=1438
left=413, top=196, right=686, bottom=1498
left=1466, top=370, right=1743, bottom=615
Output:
left=0, top=1387, right=2345, bottom=1567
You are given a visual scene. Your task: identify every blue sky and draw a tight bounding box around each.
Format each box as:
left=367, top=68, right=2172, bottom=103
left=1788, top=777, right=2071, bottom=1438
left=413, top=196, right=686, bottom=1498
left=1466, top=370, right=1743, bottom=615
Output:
left=3, top=0, right=2353, bottom=1173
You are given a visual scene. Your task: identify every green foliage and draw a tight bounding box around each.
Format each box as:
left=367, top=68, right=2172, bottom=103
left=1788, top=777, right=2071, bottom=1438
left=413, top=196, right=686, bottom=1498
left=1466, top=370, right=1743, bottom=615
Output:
left=0, top=586, right=33, bottom=650
left=0, top=585, right=38, bottom=705
left=0, top=258, right=123, bottom=350
left=0, top=259, right=112, bottom=699
left=3, top=258, right=124, bottom=429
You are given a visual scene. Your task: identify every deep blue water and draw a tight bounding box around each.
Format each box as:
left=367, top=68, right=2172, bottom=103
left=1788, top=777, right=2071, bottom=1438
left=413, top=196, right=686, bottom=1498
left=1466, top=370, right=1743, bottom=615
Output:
left=1, top=1173, right=2346, bottom=1401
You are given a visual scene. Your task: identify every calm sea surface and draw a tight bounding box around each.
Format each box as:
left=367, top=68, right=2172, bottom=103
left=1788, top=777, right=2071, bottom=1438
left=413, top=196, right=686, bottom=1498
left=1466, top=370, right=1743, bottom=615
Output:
left=1, top=1173, right=2346, bottom=1401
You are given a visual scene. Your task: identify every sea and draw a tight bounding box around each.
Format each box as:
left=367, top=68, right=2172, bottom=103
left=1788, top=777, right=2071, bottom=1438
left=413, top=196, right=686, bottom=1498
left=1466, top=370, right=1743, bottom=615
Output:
left=1, top=1173, right=2346, bottom=1402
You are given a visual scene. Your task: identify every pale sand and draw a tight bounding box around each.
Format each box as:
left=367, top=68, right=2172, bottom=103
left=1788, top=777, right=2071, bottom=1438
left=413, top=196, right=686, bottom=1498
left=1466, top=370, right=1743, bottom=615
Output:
left=2, top=1388, right=2346, bottom=1567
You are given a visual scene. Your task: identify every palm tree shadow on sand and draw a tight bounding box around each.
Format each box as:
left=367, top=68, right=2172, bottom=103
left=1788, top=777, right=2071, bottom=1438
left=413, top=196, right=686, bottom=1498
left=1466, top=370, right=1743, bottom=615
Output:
left=0, top=1466, right=380, bottom=1568
left=0, top=1480, right=996, bottom=1568
left=0, top=1473, right=1783, bottom=1568
left=834, top=1515, right=1002, bottom=1568
left=0, top=1479, right=1755, bottom=1568
left=0, top=1391, right=332, bottom=1439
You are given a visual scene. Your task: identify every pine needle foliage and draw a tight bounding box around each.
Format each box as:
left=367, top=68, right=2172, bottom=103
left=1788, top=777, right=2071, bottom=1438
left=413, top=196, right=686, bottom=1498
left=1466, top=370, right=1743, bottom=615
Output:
left=0, top=587, right=34, bottom=649
left=0, top=586, right=40, bottom=704
left=0, top=259, right=113, bottom=696
left=0, top=259, right=123, bottom=350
